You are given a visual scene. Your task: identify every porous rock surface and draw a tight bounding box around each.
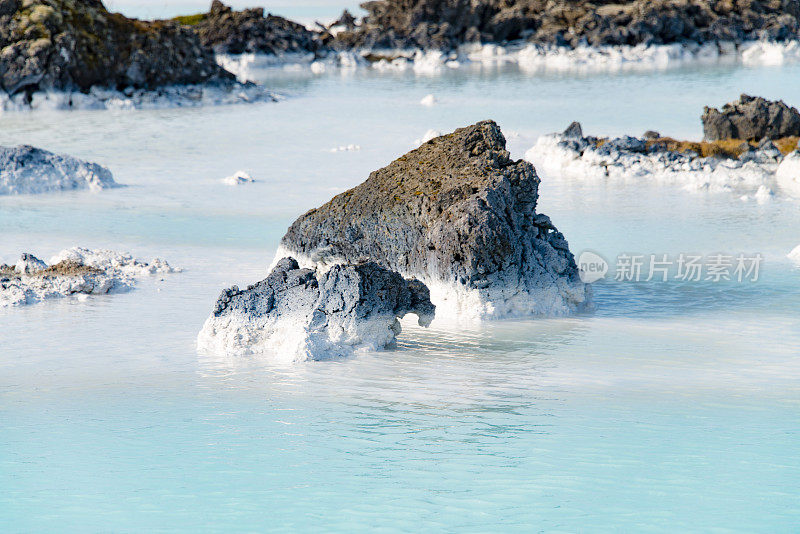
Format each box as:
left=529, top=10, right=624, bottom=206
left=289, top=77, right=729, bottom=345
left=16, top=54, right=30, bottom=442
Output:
left=278, top=120, right=589, bottom=319
left=0, top=0, right=233, bottom=99
left=0, top=144, right=115, bottom=195
left=702, top=94, right=800, bottom=141
left=0, top=247, right=177, bottom=306
left=197, top=257, right=435, bottom=360
left=188, top=0, right=324, bottom=55
left=334, top=0, right=800, bottom=51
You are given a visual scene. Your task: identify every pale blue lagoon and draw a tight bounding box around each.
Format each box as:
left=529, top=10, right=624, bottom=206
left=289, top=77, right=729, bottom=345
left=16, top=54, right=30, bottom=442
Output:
left=1, top=51, right=800, bottom=531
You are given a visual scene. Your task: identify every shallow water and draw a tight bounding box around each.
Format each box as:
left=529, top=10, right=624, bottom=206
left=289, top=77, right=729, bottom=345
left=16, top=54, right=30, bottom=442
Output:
left=1, top=56, right=799, bottom=530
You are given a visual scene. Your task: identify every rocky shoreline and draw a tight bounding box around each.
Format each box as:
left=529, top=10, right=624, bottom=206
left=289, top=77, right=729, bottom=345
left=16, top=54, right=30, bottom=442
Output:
left=181, top=0, right=800, bottom=56
left=3, top=0, right=800, bottom=107
left=526, top=96, right=800, bottom=200
left=181, top=1, right=800, bottom=79
left=333, top=0, right=800, bottom=52
left=0, top=0, right=274, bottom=110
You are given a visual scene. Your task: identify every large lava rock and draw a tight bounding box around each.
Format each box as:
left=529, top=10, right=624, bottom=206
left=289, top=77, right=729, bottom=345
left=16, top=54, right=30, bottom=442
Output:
left=702, top=94, right=800, bottom=141
left=279, top=120, right=589, bottom=319
left=0, top=0, right=233, bottom=97
left=197, top=257, right=435, bottom=360
left=188, top=0, right=324, bottom=55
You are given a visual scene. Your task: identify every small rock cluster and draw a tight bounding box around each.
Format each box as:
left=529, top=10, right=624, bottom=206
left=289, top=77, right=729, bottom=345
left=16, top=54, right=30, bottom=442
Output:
left=197, top=257, right=435, bottom=361
left=526, top=117, right=800, bottom=199
left=0, top=247, right=178, bottom=307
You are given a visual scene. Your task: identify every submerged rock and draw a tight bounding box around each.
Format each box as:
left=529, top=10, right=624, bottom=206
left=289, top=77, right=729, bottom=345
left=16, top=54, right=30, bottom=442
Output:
left=0, top=145, right=115, bottom=195
left=188, top=1, right=324, bottom=56
left=702, top=95, right=800, bottom=141
left=0, top=247, right=178, bottom=307
left=197, top=257, right=435, bottom=361
left=278, top=120, right=589, bottom=319
left=0, top=0, right=253, bottom=103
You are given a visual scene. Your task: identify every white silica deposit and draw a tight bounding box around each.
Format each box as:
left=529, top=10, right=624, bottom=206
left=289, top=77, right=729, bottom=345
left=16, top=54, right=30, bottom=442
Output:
left=222, top=170, right=256, bottom=185
left=0, top=247, right=178, bottom=307
left=788, top=244, right=800, bottom=264
left=0, top=145, right=116, bottom=195
left=216, top=39, right=800, bottom=82
left=776, top=151, right=800, bottom=197
left=197, top=257, right=435, bottom=362
left=420, top=94, right=437, bottom=106
left=414, top=129, right=443, bottom=146
left=0, top=83, right=276, bottom=112
left=273, top=245, right=588, bottom=323
left=328, top=144, right=361, bottom=152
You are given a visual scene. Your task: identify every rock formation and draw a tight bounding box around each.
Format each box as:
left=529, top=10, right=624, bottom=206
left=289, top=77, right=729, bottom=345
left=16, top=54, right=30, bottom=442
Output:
left=702, top=94, right=800, bottom=141
left=278, top=120, right=589, bottom=319
left=197, top=257, right=435, bottom=360
left=0, top=145, right=115, bottom=195
left=186, top=0, right=324, bottom=56
left=526, top=121, right=798, bottom=199
left=0, top=247, right=178, bottom=306
left=334, top=0, right=800, bottom=51
left=0, top=0, right=233, bottom=99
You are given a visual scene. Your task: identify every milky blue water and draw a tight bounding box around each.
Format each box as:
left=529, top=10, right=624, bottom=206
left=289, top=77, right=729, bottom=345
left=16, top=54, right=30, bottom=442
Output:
left=1, top=57, right=799, bottom=530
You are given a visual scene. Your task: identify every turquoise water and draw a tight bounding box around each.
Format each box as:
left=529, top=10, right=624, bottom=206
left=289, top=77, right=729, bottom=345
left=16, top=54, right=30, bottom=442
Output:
left=1, top=59, right=800, bottom=530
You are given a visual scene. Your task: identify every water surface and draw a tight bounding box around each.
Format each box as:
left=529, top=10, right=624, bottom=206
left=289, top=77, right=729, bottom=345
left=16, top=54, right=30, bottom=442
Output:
left=1, top=55, right=799, bottom=531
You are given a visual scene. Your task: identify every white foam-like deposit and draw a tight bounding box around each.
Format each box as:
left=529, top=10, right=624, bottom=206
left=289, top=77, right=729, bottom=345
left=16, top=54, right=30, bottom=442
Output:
left=216, top=39, right=800, bottom=81
left=420, top=94, right=437, bottom=106
left=788, top=244, right=800, bottom=264
left=222, top=170, right=256, bottom=185
left=525, top=133, right=785, bottom=197
left=0, top=247, right=178, bottom=307
left=197, top=256, right=433, bottom=361
left=272, top=245, right=587, bottom=323
left=0, top=145, right=116, bottom=195
left=197, top=305, right=407, bottom=363
left=0, top=83, right=275, bottom=112
left=414, top=129, right=442, bottom=146
left=776, top=151, right=800, bottom=197
left=328, top=144, right=361, bottom=153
